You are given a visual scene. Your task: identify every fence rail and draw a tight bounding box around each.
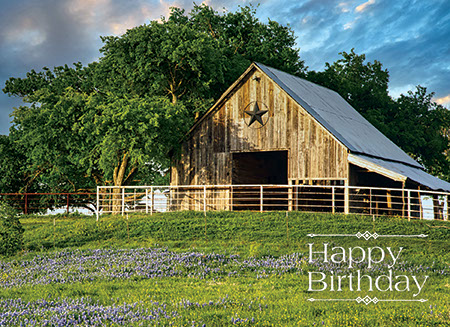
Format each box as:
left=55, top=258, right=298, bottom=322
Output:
left=97, top=185, right=449, bottom=221
left=0, top=192, right=96, bottom=214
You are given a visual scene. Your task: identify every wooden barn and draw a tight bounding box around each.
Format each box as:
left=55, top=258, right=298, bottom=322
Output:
left=169, top=62, right=450, bottom=216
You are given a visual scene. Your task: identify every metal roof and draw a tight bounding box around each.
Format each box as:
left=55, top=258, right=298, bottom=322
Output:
left=255, top=62, right=422, bottom=169
left=350, top=154, right=450, bottom=192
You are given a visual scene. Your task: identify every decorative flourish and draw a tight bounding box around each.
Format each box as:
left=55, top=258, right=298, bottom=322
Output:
left=308, top=296, right=427, bottom=305
left=356, top=231, right=379, bottom=240
left=307, top=231, right=428, bottom=240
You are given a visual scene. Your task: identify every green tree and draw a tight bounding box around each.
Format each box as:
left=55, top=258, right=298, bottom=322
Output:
left=97, top=4, right=304, bottom=116
left=4, top=66, right=190, bottom=190
left=97, top=8, right=225, bottom=111
left=188, top=4, right=305, bottom=82
left=0, top=135, right=27, bottom=193
left=2, top=4, right=303, bottom=207
left=388, top=86, right=450, bottom=176
left=4, top=64, right=98, bottom=193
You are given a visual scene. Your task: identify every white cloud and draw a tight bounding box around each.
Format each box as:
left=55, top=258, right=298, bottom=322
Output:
left=3, top=17, right=47, bottom=49
left=67, top=0, right=111, bottom=25
left=355, top=0, right=375, bottom=13
left=338, top=2, right=351, bottom=13
left=435, top=94, right=450, bottom=106
left=344, top=21, right=355, bottom=29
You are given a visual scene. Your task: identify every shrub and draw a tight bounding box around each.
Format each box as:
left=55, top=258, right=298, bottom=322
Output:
left=0, top=203, right=24, bottom=256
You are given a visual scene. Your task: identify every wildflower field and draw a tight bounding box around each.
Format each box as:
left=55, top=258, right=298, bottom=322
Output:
left=0, top=211, right=449, bottom=326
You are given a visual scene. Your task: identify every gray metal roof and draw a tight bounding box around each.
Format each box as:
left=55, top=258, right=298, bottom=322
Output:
left=353, top=154, right=450, bottom=192
left=255, top=62, right=422, bottom=169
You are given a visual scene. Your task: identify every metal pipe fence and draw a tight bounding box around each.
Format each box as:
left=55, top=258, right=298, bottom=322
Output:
left=96, top=185, right=449, bottom=221
left=0, top=192, right=97, bottom=214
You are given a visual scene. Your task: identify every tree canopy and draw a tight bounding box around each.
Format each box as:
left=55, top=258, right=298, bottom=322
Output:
left=388, top=86, right=450, bottom=176
left=1, top=4, right=304, bottom=194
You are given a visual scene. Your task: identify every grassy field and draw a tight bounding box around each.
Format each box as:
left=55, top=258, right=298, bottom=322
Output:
left=0, top=211, right=449, bottom=326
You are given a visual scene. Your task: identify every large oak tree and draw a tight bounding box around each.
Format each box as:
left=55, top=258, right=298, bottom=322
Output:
left=2, top=5, right=304, bottom=198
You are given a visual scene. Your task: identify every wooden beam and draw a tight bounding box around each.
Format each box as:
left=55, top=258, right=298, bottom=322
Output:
left=348, top=154, right=407, bottom=182
left=344, top=179, right=349, bottom=214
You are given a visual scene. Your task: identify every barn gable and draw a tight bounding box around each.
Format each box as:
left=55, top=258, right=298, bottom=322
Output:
left=171, top=63, right=349, bottom=187
left=171, top=62, right=450, bottom=193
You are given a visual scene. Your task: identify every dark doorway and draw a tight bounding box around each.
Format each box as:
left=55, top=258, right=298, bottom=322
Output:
left=231, top=151, right=288, bottom=210
left=232, top=151, right=288, bottom=185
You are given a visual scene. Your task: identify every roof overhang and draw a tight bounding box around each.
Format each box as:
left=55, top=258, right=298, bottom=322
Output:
left=348, top=153, right=407, bottom=182
left=349, top=153, right=450, bottom=192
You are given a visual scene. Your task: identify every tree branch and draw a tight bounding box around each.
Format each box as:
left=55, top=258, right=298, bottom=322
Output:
left=123, top=165, right=139, bottom=186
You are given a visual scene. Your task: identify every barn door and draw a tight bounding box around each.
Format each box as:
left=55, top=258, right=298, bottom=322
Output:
left=231, top=150, right=288, bottom=210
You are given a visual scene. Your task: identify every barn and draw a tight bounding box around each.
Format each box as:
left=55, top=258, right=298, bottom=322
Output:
left=170, top=62, right=450, bottom=217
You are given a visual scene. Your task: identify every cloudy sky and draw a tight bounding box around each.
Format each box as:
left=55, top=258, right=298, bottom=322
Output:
left=1, top=0, right=449, bottom=135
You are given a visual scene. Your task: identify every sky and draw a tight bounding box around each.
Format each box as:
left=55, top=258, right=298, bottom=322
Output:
left=0, top=0, right=449, bottom=135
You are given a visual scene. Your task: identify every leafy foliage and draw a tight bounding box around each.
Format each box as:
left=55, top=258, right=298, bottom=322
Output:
left=4, top=64, right=98, bottom=192
left=386, top=86, right=450, bottom=176
left=0, top=135, right=28, bottom=193
left=97, top=4, right=304, bottom=113
left=0, top=203, right=24, bottom=256
left=2, top=4, right=303, bottom=194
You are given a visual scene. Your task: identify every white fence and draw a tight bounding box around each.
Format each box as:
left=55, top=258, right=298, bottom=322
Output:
left=96, top=184, right=449, bottom=221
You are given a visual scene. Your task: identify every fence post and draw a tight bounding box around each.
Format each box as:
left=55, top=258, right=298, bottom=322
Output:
left=344, top=181, right=349, bottom=215
left=151, top=186, right=154, bottom=215
left=444, top=195, right=450, bottom=221
left=260, top=185, right=263, bottom=213
left=122, top=187, right=125, bottom=216
left=418, top=190, right=423, bottom=219
left=66, top=194, right=70, bottom=214
left=230, top=186, right=233, bottom=211
left=288, top=181, right=293, bottom=211
left=146, top=189, right=149, bottom=214
left=24, top=193, right=28, bottom=215
left=96, top=186, right=100, bottom=221
left=407, top=190, right=411, bottom=221
left=332, top=186, right=335, bottom=214
left=203, top=185, right=207, bottom=216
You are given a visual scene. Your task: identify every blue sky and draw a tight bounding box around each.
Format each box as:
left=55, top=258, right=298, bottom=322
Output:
left=1, top=0, right=449, bottom=135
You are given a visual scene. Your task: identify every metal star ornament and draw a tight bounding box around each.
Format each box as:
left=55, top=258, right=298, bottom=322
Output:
left=244, top=102, right=268, bottom=127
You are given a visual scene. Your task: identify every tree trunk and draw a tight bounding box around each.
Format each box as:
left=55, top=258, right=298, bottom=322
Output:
left=112, top=153, right=129, bottom=215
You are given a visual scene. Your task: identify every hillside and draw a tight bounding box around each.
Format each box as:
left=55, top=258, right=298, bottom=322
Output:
left=0, top=211, right=448, bottom=326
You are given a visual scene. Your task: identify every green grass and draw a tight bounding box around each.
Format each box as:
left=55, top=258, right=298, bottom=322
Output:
left=1, top=211, right=449, bottom=326
left=19, top=211, right=449, bottom=264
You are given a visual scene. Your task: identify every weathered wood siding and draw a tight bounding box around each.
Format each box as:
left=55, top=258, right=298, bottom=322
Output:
left=171, top=67, right=349, bottom=188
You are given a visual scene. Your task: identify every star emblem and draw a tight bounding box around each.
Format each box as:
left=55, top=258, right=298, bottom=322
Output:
left=244, top=102, right=268, bottom=127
